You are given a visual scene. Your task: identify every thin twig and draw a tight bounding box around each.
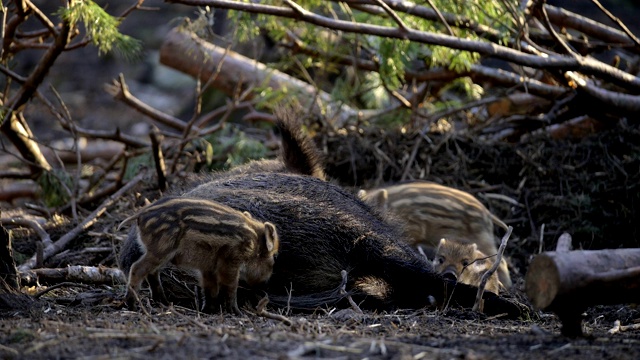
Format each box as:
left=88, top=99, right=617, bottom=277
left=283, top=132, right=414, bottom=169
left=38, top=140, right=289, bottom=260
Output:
left=254, top=295, right=293, bottom=325
left=340, top=270, right=363, bottom=314
left=370, top=0, right=408, bottom=32
left=538, top=223, right=545, bottom=254
left=538, top=3, right=579, bottom=58
left=472, top=226, right=513, bottom=312
left=589, top=0, right=640, bottom=48
left=423, top=0, right=455, bottom=36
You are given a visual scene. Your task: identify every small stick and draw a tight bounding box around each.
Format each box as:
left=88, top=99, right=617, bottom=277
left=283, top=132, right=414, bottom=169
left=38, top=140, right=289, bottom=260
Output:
left=340, top=270, right=363, bottom=314
left=473, top=226, right=513, bottom=312
left=254, top=295, right=292, bottom=326
left=538, top=223, right=545, bottom=254
left=18, top=170, right=147, bottom=271
left=555, top=232, right=572, bottom=252
left=149, top=126, right=167, bottom=191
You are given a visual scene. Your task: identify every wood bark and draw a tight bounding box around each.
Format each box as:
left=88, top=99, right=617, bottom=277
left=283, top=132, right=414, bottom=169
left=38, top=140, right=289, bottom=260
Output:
left=19, top=265, right=126, bottom=286
left=525, top=248, right=640, bottom=336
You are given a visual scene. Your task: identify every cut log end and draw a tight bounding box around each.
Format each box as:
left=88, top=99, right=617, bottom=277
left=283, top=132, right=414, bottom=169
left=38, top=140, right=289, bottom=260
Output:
left=524, top=254, right=561, bottom=309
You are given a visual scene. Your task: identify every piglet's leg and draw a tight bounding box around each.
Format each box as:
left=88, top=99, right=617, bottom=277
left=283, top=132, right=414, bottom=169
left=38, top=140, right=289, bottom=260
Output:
left=217, top=266, right=242, bottom=316
left=146, top=271, right=169, bottom=305
left=126, top=253, right=165, bottom=309
left=200, top=271, right=221, bottom=313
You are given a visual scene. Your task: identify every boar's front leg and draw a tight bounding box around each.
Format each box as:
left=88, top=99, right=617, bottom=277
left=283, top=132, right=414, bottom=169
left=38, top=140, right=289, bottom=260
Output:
left=217, top=266, right=242, bottom=316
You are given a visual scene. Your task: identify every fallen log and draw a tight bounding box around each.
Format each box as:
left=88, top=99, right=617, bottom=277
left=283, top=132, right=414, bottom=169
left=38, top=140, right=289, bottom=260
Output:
left=159, top=27, right=373, bottom=128
left=525, top=248, right=640, bottom=337
left=19, top=265, right=126, bottom=286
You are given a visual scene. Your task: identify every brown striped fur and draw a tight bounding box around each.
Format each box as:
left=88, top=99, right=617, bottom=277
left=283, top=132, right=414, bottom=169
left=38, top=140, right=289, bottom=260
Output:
left=119, top=196, right=279, bottom=314
left=358, top=181, right=512, bottom=288
left=433, top=238, right=502, bottom=295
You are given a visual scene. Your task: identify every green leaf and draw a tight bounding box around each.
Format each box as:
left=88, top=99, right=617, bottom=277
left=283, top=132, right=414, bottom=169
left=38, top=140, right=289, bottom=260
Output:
left=57, top=0, right=142, bottom=60
left=37, top=169, right=72, bottom=208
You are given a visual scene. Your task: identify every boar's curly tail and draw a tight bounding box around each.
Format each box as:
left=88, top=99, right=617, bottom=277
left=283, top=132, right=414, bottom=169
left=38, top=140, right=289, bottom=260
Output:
left=275, top=107, right=326, bottom=180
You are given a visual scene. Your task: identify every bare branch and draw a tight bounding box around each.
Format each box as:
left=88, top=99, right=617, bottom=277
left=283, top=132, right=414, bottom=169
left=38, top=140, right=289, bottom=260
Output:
left=105, top=74, right=201, bottom=134
left=589, top=0, right=640, bottom=48
left=473, top=226, right=513, bottom=312
left=159, top=27, right=371, bottom=127
left=565, top=71, right=640, bottom=113
left=20, top=266, right=126, bottom=287
left=0, top=217, right=51, bottom=247
left=545, top=5, right=640, bottom=53
left=24, top=0, right=58, bottom=36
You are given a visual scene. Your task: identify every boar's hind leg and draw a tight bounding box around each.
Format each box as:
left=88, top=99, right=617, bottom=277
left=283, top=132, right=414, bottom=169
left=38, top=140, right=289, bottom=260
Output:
left=199, top=270, right=222, bottom=313
left=126, top=253, right=167, bottom=309
left=146, top=271, right=169, bottom=305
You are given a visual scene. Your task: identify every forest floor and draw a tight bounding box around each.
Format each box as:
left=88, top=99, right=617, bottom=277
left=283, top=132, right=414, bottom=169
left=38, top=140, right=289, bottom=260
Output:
left=0, top=293, right=639, bottom=359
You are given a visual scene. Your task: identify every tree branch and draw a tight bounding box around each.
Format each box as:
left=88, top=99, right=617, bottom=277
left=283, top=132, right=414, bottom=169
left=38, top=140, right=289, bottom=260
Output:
left=105, top=74, right=201, bottom=135
left=168, top=0, right=640, bottom=91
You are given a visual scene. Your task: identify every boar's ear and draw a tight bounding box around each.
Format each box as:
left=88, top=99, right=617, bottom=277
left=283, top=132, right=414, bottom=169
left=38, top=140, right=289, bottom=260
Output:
left=436, top=238, right=446, bottom=254
left=357, top=189, right=367, bottom=199
left=375, top=189, right=388, bottom=212
left=264, top=222, right=279, bottom=253
left=359, top=189, right=388, bottom=212
left=243, top=211, right=252, bottom=219
left=470, top=243, right=478, bottom=252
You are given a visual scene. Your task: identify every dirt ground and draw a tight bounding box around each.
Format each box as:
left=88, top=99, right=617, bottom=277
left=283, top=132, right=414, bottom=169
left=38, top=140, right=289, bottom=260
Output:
left=1, top=293, right=639, bottom=359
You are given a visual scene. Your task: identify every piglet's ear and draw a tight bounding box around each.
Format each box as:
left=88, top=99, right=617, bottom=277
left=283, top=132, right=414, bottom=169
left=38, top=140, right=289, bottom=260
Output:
left=471, top=243, right=478, bottom=252
left=264, top=222, right=279, bottom=254
left=243, top=211, right=252, bottom=219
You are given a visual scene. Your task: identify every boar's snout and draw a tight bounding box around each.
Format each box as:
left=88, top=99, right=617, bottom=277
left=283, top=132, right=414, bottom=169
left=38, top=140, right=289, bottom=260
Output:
left=440, top=267, right=458, bottom=283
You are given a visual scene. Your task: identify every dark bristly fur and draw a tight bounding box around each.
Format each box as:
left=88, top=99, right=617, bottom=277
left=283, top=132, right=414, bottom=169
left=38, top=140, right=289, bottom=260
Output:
left=274, top=107, right=326, bottom=181
left=119, top=109, right=524, bottom=317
